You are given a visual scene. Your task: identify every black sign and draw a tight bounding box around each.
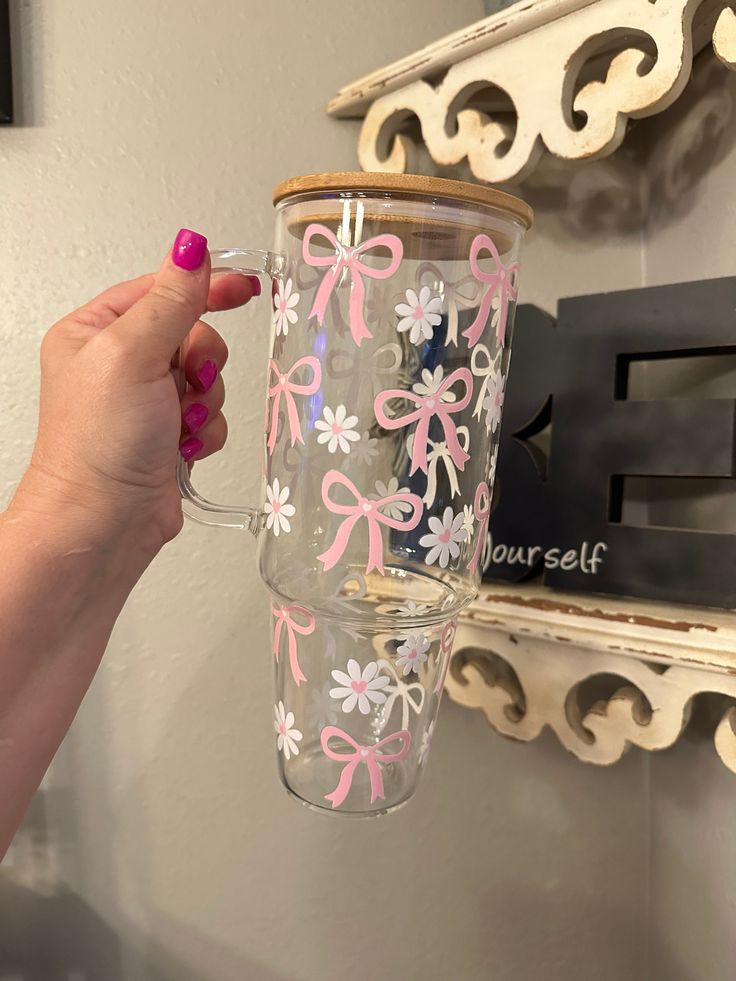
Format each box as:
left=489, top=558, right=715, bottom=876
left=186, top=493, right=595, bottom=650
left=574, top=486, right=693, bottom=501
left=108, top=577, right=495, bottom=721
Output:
left=0, top=0, right=11, bottom=124
left=485, top=276, right=736, bottom=608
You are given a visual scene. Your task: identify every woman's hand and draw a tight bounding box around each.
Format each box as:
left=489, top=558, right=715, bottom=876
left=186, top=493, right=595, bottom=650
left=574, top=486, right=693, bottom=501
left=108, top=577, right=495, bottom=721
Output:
left=0, top=230, right=263, bottom=854
left=10, top=229, right=260, bottom=558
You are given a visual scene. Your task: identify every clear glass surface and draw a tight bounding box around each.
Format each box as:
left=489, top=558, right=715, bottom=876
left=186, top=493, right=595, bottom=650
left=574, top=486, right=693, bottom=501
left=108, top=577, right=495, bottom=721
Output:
left=178, top=188, right=526, bottom=814
left=256, top=188, right=526, bottom=815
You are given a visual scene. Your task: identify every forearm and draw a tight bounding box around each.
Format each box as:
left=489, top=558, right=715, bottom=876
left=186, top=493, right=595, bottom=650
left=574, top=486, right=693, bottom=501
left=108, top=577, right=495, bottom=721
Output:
left=0, top=478, right=154, bottom=858
left=0, top=230, right=237, bottom=858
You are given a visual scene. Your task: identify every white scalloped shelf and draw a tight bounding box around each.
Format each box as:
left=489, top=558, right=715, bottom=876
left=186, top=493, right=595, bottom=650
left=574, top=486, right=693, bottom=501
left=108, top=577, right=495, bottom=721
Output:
left=328, top=0, right=736, bottom=771
left=449, top=583, right=736, bottom=772
left=459, top=582, right=736, bottom=671
left=328, top=0, right=736, bottom=184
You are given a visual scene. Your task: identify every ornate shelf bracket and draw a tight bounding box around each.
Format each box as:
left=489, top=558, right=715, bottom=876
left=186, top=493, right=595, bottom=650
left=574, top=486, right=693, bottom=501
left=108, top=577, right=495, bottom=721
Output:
left=449, top=584, right=736, bottom=772
left=328, top=0, right=736, bottom=184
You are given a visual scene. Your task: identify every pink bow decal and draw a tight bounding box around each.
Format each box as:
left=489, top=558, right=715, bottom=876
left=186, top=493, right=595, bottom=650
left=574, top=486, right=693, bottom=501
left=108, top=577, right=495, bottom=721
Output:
left=317, top=471, right=423, bottom=576
left=468, top=481, right=491, bottom=572
left=302, top=223, right=403, bottom=347
left=266, top=356, right=321, bottom=454
left=272, top=604, right=315, bottom=687
left=434, top=618, right=458, bottom=693
left=441, top=619, right=457, bottom=656
left=374, top=367, right=473, bottom=476
left=321, top=726, right=411, bottom=808
left=463, top=233, right=519, bottom=349
left=417, top=261, right=480, bottom=348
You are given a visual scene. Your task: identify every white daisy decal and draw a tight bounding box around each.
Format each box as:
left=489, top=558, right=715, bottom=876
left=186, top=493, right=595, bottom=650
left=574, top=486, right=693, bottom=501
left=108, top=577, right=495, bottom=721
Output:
left=396, top=633, right=430, bottom=676
left=330, top=659, right=390, bottom=715
left=482, top=371, right=505, bottom=434
left=462, top=504, right=475, bottom=540
left=353, top=431, right=380, bottom=466
left=371, top=476, right=415, bottom=520
left=307, top=682, right=339, bottom=729
left=418, top=721, right=435, bottom=765
left=491, top=293, right=503, bottom=334
left=412, top=365, right=456, bottom=403
left=325, top=629, right=338, bottom=662
left=488, top=446, right=498, bottom=486
left=264, top=477, right=296, bottom=536
left=315, top=404, right=361, bottom=454
left=365, top=282, right=396, bottom=328
left=273, top=701, right=302, bottom=760
left=394, top=600, right=431, bottom=618
left=419, top=506, right=467, bottom=568
left=395, top=286, right=443, bottom=344
left=273, top=277, right=300, bottom=337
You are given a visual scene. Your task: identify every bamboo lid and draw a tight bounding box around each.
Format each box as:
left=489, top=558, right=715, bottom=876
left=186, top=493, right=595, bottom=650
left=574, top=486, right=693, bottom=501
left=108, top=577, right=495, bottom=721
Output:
left=272, top=171, right=533, bottom=229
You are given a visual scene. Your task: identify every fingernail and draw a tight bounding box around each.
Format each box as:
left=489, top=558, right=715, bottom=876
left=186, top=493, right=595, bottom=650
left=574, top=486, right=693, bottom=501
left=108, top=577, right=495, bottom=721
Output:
left=172, top=228, right=208, bottom=271
left=247, top=275, right=262, bottom=297
left=179, top=436, right=204, bottom=462
left=182, top=402, right=209, bottom=434
left=196, top=359, right=218, bottom=392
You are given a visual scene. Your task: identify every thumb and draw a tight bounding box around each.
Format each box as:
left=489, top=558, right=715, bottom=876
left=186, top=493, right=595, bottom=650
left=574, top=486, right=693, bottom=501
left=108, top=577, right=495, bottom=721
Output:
left=107, top=229, right=211, bottom=369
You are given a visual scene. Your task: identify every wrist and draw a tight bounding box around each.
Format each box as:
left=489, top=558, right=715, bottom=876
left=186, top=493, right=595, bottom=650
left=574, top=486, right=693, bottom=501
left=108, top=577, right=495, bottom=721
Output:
left=7, top=463, right=163, bottom=589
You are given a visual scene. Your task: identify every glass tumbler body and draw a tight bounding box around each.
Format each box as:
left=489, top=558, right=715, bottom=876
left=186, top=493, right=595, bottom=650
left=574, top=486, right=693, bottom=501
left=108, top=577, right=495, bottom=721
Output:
left=180, top=173, right=531, bottom=816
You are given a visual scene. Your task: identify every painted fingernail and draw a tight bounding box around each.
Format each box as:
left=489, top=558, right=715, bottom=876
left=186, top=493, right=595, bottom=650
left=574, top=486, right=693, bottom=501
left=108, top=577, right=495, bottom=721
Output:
left=247, top=275, right=262, bottom=297
left=182, top=402, right=209, bottom=434
left=196, top=359, right=218, bottom=392
left=179, top=436, right=204, bottom=462
left=172, top=228, right=208, bottom=271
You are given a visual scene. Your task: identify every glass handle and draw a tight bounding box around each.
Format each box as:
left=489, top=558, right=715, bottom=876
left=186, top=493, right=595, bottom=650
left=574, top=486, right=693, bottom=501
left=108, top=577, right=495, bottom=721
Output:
left=176, top=248, right=276, bottom=534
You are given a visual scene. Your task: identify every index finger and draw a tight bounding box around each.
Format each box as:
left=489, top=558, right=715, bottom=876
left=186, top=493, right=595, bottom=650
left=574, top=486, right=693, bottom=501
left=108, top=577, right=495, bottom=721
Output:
left=208, top=271, right=262, bottom=311
left=73, top=270, right=260, bottom=331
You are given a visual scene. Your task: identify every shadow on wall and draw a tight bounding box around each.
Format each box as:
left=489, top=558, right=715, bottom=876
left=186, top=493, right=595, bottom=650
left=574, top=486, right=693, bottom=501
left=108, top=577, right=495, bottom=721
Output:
left=7, top=0, right=44, bottom=127
left=0, top=880, right=289, bottom=981
left=0, top=878, right=124, bottom=979
left=507, top=46, right=735, bottom=243
left=353, top=47, right=734, bottom=249
left=0, top=691, right=125, bottom=979
left=646, top=717, right=736, bottom=981
left=139, top=914, right=289, bottom=981
left=0, top=604, right=286, bottom=981
left=645, top=48, right=736, bottom=233
left=515, top=150, right=645, bottom=239
left=1, top=646, right=650, bottom=980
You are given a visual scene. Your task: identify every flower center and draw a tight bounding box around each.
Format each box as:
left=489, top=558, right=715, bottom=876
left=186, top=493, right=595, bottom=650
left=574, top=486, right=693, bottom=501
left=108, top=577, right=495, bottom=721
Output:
left=331, top=422, right=343, bottom=435
left=278, top=723, right=286, bottom=735
left=351, top=680, right=367, bottom=694
left=439, top=529, right=451, bottom=544
left=413, top=305, right=424, bottom=320
left=272, top=501, right=281, bottom=513
left=408, top=648, right=418, bottom=660
left=279, top=300, right=287, bottom=312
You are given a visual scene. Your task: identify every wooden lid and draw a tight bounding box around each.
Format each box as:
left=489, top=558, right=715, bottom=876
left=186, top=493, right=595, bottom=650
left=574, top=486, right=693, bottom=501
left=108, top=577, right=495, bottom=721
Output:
left=272, top=171, right=533, bottom=229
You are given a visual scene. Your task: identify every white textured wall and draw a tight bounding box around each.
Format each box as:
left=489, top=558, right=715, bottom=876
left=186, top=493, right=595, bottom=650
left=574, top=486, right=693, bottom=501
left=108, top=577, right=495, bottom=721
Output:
left=642, top=51, right=736, bottom=981
left=0, top=3, right=663, bottom=980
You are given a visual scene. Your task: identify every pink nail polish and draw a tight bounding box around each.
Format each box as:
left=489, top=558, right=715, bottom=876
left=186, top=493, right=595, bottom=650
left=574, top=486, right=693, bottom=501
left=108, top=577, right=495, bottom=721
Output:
left=182, top=402, right=209, bottom=434
left=179, top=436, right=204, bottom=462
left=196, top=359, right=218, bottom=392
left=247, top=275, right=262, bottom=297
left=172, top=228, right=208, bottom=271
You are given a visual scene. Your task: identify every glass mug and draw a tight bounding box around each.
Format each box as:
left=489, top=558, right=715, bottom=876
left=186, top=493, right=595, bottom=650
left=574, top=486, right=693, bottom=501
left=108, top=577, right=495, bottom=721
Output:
left=178, top=173, right=532, bottom=816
